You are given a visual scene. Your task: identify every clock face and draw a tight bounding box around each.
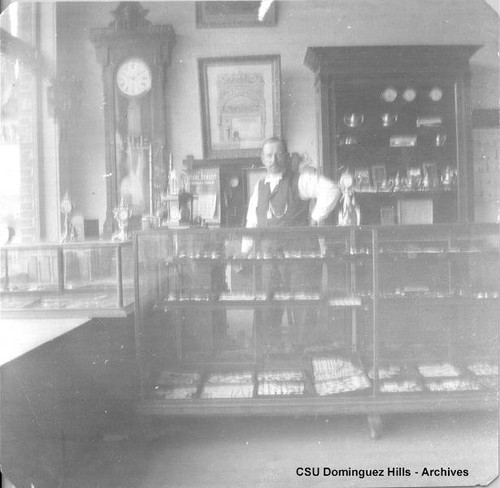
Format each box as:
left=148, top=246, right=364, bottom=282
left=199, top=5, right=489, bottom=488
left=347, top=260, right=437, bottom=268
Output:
left=116, top=58, right=152, bottom=97
left=60, top=199, right=73, bottom=213
left=118, top=209, right=130, bottom=220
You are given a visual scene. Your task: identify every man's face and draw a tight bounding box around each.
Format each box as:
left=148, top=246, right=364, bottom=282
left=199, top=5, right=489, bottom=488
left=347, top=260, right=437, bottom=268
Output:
left=261, top=141, right=287, bottom=174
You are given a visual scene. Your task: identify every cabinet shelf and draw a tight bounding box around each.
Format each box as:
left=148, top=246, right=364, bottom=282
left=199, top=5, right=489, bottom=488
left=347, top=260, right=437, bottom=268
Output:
left=378, top=295, right=500, bottom=307
left=162, top=296, right=364, bottom=311
left=165, top=254, right=358, bottom=264
left=355, top=189, right=456, bottom=197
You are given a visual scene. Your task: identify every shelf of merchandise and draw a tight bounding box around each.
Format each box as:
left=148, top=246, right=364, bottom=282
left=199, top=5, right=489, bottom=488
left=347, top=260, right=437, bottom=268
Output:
left=134, top=225, right=499, bottom=437
left=304, top=45, right=480, bottom=225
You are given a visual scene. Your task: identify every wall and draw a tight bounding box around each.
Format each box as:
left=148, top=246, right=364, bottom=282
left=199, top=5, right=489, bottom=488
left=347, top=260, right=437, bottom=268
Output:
left=57, top=0, right=499, bottom=229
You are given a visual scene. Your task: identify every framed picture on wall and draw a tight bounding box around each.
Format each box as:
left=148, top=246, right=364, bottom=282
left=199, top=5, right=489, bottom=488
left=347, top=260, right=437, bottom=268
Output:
left=199, top=55, right=282, bottom=159
left=371, top=165, right=386, bottom=189
left=354, top=168, right=371, bottom=191
left=422, top=162, right=439, bottom=188
left=196, top=1, right=277, bottom=28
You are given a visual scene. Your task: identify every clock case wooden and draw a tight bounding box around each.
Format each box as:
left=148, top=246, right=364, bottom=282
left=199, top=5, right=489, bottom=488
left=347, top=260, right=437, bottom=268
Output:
left=304, top=45, right=480, bottom=225
left=90, top=3, right=175, bottom=236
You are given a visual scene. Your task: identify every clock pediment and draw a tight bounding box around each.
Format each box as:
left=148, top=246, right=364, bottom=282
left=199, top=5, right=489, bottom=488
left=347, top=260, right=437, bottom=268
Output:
left=90, top=3, right=175, bottom=67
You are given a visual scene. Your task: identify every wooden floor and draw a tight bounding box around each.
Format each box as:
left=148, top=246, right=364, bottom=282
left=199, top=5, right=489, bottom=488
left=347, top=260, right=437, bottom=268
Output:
left=63, top=411, right=498, bottom=488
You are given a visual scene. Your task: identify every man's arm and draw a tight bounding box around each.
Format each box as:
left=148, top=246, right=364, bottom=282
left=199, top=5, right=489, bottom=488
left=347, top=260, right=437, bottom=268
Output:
left=297, top=168, right=341, bottom=224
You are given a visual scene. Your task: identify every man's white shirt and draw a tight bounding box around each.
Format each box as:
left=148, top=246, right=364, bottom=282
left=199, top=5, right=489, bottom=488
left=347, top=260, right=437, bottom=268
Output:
left=245, top=169, right=340, bottom=228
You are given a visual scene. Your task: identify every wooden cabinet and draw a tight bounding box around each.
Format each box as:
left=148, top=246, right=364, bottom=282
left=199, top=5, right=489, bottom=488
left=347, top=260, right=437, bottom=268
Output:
left=304, top=45, right=480, bottom=225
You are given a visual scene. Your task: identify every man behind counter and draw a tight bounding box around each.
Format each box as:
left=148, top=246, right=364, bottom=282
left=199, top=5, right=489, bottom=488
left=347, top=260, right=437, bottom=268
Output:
left=242, top=137, right=341, bottom=352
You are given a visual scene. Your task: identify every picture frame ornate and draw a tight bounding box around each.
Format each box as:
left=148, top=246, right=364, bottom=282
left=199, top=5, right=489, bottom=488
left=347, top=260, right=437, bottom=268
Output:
left=199, top=55, right=282, bottom=159
left=196, top=1, right=277, bottom=29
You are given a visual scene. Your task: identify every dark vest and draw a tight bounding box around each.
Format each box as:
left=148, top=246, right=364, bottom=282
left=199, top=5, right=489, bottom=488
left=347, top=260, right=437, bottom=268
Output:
left=255, top=171, right=309, bottom=227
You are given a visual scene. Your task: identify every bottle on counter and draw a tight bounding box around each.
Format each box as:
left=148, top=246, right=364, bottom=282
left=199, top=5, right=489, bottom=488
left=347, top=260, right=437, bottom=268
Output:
left=168, top=153, right=179, bottom=195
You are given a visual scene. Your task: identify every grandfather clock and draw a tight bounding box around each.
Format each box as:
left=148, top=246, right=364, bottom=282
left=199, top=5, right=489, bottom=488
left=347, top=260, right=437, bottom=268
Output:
left=90, top=2, right=175, bottom=235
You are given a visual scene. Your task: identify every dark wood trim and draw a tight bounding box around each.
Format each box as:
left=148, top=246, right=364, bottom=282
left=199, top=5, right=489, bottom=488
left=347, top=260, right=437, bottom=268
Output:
left=138, top=392, right=497, bottom=417
left=304, top=45, right=482, bottom=76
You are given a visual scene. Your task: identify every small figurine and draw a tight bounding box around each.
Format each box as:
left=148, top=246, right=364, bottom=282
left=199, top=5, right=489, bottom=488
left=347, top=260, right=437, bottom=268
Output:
left=112, top=196, right=133, bottom=242
left=422, top=172, right=430, bottom=190
left=60, top=193, right=76, bottom=243
left=441, top=166, right=453, bottom=189
left=394, top=172, right=401, bottom=192
left=156, top=194, right=169, bottom=228
left=337, top=172, right=360, bottom=226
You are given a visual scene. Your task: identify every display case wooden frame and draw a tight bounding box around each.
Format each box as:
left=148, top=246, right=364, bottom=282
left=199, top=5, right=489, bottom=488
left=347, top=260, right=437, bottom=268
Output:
left=199, top=55, right=281, bottom=159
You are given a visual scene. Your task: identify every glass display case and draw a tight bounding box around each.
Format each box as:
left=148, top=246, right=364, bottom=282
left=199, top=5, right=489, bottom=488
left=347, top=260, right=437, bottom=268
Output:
left=135, top=227, right=373, bottom=410
left=134, top=225, right=498, bottom=438
left=304, top=45, right=480, bottom=225
left=0, top=242, right=134, bottom=317
left=371, top=224, right=499, bottom=405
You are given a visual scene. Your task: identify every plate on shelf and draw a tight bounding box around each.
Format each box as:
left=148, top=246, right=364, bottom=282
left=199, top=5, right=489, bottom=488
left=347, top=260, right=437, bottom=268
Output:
left=381, top=86, right=397, bottom=103
left=402, top=88, right=417, bottom=102
left=429, top=87, right=443, bottom=102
